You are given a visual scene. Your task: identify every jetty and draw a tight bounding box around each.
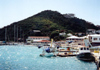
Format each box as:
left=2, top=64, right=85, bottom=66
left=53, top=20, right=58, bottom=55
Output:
left=90, top=49, right=100, bottom=70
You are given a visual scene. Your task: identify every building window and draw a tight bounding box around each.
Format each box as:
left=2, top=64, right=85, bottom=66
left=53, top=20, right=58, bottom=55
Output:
left=94, top=38, right=97, bottom=40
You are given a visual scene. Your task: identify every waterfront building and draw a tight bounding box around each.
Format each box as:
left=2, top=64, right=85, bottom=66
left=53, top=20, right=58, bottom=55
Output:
left=66, top=36, right=86, bottom=46
left=88, top=34, right=100, bottom=46
left=26, top=36, right=50, bottom=45
left=66, top=36, right=83, bottom=42
left=55, top=41, right=67, bottom=47
left=0, top=41, right=6, bottom=45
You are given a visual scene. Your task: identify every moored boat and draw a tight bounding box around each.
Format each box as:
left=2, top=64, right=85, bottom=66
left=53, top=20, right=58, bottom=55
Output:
left=77, top=47, right=95, bottom=62
left=38, top=39, right=58, bottom=57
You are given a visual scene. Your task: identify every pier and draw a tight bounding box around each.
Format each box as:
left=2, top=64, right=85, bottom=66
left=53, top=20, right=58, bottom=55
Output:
left=91, top=50, right=100, bottom=70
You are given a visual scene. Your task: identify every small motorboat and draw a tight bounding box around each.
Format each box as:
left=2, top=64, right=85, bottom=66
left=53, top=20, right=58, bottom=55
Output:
left=38, top=39, right=58, bottom=57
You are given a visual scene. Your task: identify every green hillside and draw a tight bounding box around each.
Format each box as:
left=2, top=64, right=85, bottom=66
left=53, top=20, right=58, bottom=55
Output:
left=0, top=10, right=98, bottom=41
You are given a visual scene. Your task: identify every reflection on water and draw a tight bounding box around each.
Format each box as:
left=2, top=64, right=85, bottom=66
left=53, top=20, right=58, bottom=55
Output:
left=0, top=45, right=97, bottom=70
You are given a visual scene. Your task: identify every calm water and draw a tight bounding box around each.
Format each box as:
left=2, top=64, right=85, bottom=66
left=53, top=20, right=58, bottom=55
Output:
left=0, top=45, right=97, bottom=70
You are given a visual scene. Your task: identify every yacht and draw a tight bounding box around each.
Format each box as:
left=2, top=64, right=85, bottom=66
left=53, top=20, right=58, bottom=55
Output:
left=77, top=47, right=95, bottom=62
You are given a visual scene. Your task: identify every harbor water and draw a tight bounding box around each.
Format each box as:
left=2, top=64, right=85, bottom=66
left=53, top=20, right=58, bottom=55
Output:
left=0, top=45, right=97, bottom=70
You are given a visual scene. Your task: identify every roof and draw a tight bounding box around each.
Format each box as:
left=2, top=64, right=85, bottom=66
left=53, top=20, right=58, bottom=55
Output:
left=67, top=33, right=73, bottom=36
left=67, top=36, right=79, bottom=39
left=38, top=40, right=51, bottom=42
left=33, top=30, right=41, bottom=32
left=79, top=36, right=88, bottom=39
left=88, top=34, right=100, bottom=37
left=87, top=29, right=96, bottom=31
left=29, top=36, right=49, bottom=38
left=67, top=35, right=89, bottom=39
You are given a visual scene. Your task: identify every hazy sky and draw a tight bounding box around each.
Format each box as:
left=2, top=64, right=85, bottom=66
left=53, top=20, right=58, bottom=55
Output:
left=0, top=0, right=100, bottom=28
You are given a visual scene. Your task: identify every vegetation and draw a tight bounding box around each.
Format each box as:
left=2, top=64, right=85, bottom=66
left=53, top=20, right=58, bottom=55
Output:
left=0, top=10, right=98, bottom=41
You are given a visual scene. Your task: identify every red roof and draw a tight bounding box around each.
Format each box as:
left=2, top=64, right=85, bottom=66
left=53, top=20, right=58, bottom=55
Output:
left=29, top=36, right=49, bottom=38
left=38, top=40, right=51, bottom=42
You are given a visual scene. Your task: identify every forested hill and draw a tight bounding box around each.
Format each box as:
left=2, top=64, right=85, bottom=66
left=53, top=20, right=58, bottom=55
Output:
left=0, top=10, right=98, bottom=41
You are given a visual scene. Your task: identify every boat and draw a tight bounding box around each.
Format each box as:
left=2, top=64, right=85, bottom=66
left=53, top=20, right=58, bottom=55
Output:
left=57, top=52, right=76, bottom=57
left=39, top=44, right=57, bottom=57
left=38, top=39, right=58, bottom=57
left=77, top=47, right=95, bottom=62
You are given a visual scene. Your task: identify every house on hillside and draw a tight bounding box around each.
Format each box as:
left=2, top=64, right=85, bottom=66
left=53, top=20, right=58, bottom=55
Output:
left=67, top=33, right=73, bottom=37
left=59, top=32, right=66, bottom=36
left=63, top=14, right=75, bottom=18
left=75, top=33, right=85, bottom=36
left=87, top=29, right=96, bottom=35
left=96, top=30, right=100, bottom=34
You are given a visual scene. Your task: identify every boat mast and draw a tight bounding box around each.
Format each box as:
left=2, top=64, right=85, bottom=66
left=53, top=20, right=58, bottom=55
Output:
left=14, top=25, right=16, bottom=42
left=51, top=39, right=53, bottom=47
left=5, top=27, right=7, bottom=42
left=17, top=25, right=18, bottom=42
left=20, top=27, right=21, bottom=42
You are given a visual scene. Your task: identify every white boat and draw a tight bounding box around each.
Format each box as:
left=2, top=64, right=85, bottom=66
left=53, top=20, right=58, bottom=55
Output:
left=77, top=47, right=95, bottom=61
left=77, top=38, right=95, bottom=61
left=38, top=39, right=58, bottom=57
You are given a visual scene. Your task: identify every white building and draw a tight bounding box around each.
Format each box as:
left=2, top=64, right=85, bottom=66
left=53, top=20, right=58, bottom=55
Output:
left=88, top=34, right=100, bottom=46
left=87, top=29, right=96, bottom=35
left=63, top=14, right=75, bottom=18
left=59, top=32, right=66, bottom=36
left=66, top=36, right=86, bottom=46
left=26, top=36, right=50, bottom=45
left=66, top=36, right=84, bottom=42
left=67, top=33, right=73, bottom=36
left=96, top=30, right=100, bottom=34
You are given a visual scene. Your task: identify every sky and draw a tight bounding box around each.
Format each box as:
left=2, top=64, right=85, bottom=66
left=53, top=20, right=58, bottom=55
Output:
left=0, top=0, right=100, bottom=28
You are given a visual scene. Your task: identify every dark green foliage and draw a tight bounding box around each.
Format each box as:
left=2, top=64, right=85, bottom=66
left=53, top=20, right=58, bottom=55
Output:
left=50, top=31, right=59, bottom=39
left=50, top=31, right=66, bottom=41
left=0, top=10, right=98, bottom=41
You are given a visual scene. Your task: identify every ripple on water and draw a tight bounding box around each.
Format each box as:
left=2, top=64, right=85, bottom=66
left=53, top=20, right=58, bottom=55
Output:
left=0, top=45, right=97, bottom=70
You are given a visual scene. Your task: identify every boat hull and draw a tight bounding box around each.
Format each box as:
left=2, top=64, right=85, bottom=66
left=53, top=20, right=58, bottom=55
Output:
left=77, top=53, right=95, bottom=62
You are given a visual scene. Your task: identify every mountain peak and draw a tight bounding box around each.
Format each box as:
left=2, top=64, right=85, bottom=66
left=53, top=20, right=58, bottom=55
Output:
left=0, top=10, right=98, bottom=41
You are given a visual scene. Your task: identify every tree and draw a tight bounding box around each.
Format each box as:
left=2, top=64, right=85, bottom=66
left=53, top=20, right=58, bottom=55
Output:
left=50, top=31, right=59, bottom=39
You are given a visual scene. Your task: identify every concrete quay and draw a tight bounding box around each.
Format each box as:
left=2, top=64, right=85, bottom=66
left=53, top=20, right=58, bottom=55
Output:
left=92, top=52, right=100, bottom=70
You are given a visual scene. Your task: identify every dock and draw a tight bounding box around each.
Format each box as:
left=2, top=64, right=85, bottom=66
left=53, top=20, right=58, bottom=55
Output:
left=92, top=52, right=100, bottom=70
